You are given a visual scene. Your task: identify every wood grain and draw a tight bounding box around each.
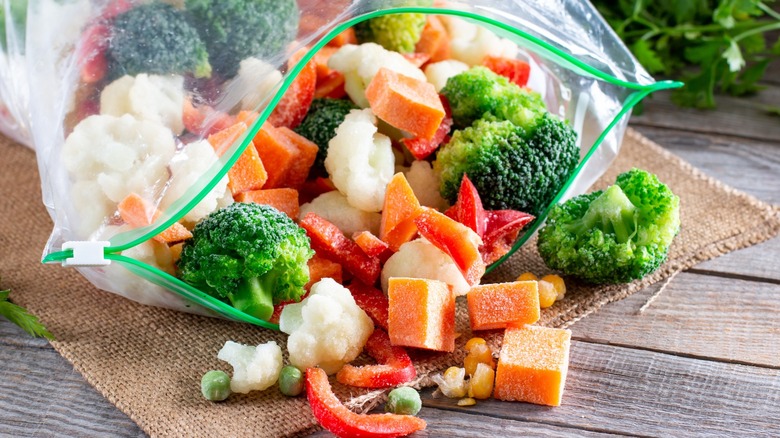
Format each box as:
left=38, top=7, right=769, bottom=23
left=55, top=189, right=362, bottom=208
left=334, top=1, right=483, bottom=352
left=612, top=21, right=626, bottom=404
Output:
left=571, top=272, right=780, bottom=368
left=424, top=341, right=780, bottom=437
left=690, top=237, right=780, bottom=282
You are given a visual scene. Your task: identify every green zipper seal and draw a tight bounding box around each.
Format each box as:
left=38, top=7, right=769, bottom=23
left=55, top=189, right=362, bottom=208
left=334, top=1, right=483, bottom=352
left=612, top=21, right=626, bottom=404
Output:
left=42, top=7, right=683, bottom=326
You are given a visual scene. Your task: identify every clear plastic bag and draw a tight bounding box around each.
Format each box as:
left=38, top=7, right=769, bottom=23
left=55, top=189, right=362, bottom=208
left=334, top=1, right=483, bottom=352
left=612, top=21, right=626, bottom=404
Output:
left=28, top=0, right=679, bottom=328
left=0, top=0, right=32, bottom=147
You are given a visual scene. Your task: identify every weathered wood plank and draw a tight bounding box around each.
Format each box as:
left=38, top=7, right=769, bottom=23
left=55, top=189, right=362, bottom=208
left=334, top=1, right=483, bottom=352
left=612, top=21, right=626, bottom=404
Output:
left=632, top=85, right=780, bottom=143
left=690, top=237, right=780, bottom=282
left=632, top=126, right=780, bottom=205
left=571, top=272, right=780, bottom=368
left=423, top=341, right=780, bottom=437
left=0, top=321, right=145, bottom=438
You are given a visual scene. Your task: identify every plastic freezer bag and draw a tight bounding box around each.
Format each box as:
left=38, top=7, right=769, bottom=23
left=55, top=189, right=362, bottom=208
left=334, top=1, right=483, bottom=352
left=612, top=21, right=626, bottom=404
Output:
left=0, top=0, right=32, bottom=148
left=29, top=0, right=679, bottom=328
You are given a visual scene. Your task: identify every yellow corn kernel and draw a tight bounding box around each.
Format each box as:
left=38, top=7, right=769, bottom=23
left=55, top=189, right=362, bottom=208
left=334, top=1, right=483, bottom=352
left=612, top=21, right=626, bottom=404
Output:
left=468, top=363, right=495, bottom=399
left=541, top=274, right=566, bottom=300
left=464, top=343, right=495, bottom=376
left=457, top=397, right=476, bottom=407
left=538, top=280, right=557, bottom=308
left=516, top=272, right=538, bottom=282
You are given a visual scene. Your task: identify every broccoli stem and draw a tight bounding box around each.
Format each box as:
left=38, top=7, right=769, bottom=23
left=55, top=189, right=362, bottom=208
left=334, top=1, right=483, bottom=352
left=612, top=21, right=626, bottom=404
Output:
left=575, top=185, right=637, bottom=244
left=229, top=274, right=277, bottom=321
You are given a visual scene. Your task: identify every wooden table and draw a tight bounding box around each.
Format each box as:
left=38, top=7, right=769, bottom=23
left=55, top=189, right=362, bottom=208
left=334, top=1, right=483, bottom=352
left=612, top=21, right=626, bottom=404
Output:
left=2, top=81, right=779, bottom=436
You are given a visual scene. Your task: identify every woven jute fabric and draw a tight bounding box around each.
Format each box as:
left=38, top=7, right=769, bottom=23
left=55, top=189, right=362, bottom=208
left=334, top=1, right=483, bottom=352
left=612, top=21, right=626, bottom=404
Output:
left=2, top=129, right=779, bottom=437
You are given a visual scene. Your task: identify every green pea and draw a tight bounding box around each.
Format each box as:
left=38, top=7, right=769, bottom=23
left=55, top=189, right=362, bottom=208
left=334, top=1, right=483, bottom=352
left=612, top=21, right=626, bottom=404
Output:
left=385, top=386, right=422, bottom=416
left=279, top=365, right=304, bottom=397
left=201, top=370, right=231, bottom=402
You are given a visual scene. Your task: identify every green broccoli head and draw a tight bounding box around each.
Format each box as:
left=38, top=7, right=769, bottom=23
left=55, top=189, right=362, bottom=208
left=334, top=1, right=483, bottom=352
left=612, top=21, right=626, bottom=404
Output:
left=293, top=98, right=358, bottom=175
left=185, top=0, right=299, bottom=78
left=537, top=168, right=681, bottom=284
left=108, top=2, right=211, bottom=79
left=441, top=66, right=547, bottom=129
left=434, top=114, right=579, bottom=216
left=354, top=0, right=433, bottom=53
left=178, top=203, right=314, bottom=320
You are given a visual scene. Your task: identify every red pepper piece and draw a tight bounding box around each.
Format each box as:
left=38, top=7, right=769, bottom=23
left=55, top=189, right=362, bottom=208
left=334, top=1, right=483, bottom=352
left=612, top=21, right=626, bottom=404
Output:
left=336, top=328, right=416, bottom=388
left=306, top=367, right=426, bottom=438
left=347, top=281, right=389, bottom=330
left=402, top=52, right=431, bottom=68
left=481, top=210, right=534, bottom=264
left=352, top=231, right=392, bottom=263
left=300, top=213, right=381, bottom=286
left=400, top=96, right=452, bottom=160
left=446, top=174, right=487, bottom=238
left=415, top=207, right=485, bottom=285
left=315, top=71, right=347, bottom=99
left=482, top=55, right=531, bottom=87
left=182, top=98, right=236, bottom=137
left=268, top=49, right=317, bottom=129
left=78, top=23, right=110, bottom=84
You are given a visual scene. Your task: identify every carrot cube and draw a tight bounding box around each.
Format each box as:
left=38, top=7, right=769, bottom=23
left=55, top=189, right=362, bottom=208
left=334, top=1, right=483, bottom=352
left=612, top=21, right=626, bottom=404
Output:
left=117, top=193, right=192, bottom=244
left=207, top=122, right=268, bottom=194
left=305, top=253, right=343, bottom=292
left=388, top=277, right=455, bottom=352
left=253, top=123, right=297, bottom=188
left=365, top=67, right=445, bottom=140
left=380, top=173, right=422, bottom=252
left=415, top=16, right=450, bottom=63
left=494, top=325, right=572, bottom=406
left=467, top=281, right=540, bottom=331
left=276, top=127, right=318, bottom=190
left=234, top=188, right=299, bottom=219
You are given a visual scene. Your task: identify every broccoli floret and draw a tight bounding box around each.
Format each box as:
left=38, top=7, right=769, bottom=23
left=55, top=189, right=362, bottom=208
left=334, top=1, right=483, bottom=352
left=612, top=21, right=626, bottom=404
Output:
left=434, top=114, right=579, bottom=216
left=177, top=203, right=314, bottom=320
left=108, top=2, right=211, bottom=79
left=185, top=0, right=299, bottom=78
left=293, top=98, right=358, bottom=175
left=537, top=168, right=681, bottom=284
left=353, top=0, right=432, bottom=53
left=440, top=66, right=546, bottom=129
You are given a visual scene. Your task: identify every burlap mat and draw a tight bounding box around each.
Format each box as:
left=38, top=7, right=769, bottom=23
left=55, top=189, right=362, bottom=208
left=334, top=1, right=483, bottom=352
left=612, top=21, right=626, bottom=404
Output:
left=2, top=129, right=779, bottom=437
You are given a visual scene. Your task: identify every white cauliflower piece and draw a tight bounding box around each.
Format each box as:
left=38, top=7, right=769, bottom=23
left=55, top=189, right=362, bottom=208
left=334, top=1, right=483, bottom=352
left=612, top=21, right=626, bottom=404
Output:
left=424, top=60, right=469, bottom=92
left=328, top=43, right=427, bottom=108
left=280, top=278, right=373, bottom=375
left=62, top=114, right=176, bottom=237
left=217, top=341, right=283, bottom=394
left=299, top=191, right=381, bottom=237
left=442, top=16, right=519, bottom=66
left=225, top=57, right=283, bottom=111
left=324, top=109, right=395, bottom=212
left=381, top=239, right=472, bottom=296
left=405, top=160, right=449, bottom=211
left=100, top=74, right=185, bottom=135
left=160, top=140, right=230, bottom=225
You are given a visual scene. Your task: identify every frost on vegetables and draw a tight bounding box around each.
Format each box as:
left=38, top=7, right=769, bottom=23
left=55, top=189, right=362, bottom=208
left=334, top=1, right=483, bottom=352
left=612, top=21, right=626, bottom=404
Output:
left=217, top=340, right=283, bottom=394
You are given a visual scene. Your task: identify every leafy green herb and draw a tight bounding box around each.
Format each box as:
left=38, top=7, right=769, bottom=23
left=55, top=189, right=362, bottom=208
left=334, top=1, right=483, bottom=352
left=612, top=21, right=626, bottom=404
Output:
left=0, top=280, right=54, bottom=340
left=592, top=0, right=780, bottom=108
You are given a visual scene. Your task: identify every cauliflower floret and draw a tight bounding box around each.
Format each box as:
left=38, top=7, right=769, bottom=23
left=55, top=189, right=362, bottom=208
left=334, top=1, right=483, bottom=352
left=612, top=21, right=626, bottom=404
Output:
left=217, top=340, right=283, bottom=394
left=280, top=278, right=373, bottom=375
left=160, top=140, right=231, bottom=226
left=328, top=43, right=427, bottom=108
left=424, top=60, right=470, bottom=92
left=442, top=16, right=519, bottom=66
left=325, top=109, right=395, bottom=212
left=100, top=74, right=185, bottom=135
left=405, top=160, right=449, bottom=211
left=299, top=191, right=381, bottom=237
left=381, top=239, right=472, bottom=296
left=62, top=114, right=176, bottom=237
left=224, top=57, right=283, bottom=111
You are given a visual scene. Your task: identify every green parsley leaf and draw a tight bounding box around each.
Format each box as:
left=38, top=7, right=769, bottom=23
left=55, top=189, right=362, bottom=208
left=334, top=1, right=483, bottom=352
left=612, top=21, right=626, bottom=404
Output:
left=0, top=286, right=54, bottom=340
left=631, top=40, right=666, bottom=74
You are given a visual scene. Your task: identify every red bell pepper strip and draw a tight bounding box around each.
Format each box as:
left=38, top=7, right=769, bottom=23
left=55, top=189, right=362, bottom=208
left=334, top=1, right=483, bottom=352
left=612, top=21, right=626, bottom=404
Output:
left=268, top=49, right=317, bottom=129
left=482, top=55, right=531, bottom=87
left=336, top=328, right=416, bottom=389
left=481, top=210, right=534, bottom=264
left=414, top=207, right=485, bottom=285
left=300, top=213, right=381, bottom=286
left=306, top=367, right=426, bottom=438
left=347, top=281, right=390, bottom=330
left=444, top=174, right=487, bottom=238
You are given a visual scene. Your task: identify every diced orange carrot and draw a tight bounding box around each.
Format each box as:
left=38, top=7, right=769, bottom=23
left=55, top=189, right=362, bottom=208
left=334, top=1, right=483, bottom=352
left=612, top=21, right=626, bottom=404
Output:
left=275, top=127, right=319, bottom=190
left=365, top=67, right=445, bottom=140
left=169, top=242, right=184, bottom=263
left=388, top=277, right=455, bottom=352
left=236, top=110, right=259, bottom=125
left=353, top=231, right=391, bottom=262
left=327, top=28, right=357, bottom=47
left=305, top=253, right=343, bottom=291
left=467, top=281, right=540, bottom=331
left=415, top=207, right=485, bottom=286
left=494, top=325, right=572, bottom=406
left=314, top=71, right=347, bottom=99
left=313, top=46, right=341, bottom=79
left=235, top=188, right=300, bottom=219
left=379, top=173, right=422, bottom=252
left=207, top=123, right=267, bottom=194
left=415, top=16, right=451, bottom=63
left=117, top=193, right=192, bottom=244
left=253, top=123, right=298, bottom=188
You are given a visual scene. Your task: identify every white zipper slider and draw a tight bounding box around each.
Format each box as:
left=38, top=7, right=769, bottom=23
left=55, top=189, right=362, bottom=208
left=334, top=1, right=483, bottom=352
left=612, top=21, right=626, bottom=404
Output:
left=61, top=241, right=111, bottom=267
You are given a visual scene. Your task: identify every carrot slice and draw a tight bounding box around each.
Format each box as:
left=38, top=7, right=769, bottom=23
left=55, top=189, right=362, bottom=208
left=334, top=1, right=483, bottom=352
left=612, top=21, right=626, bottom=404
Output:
left=207, top=123, right=267, bottom=194
left=305, top=253, right=343, bottom=291
left=117, top=193, right=192, bottom=244
left=275, top=127, right=319, bottom=190
left=234, top=188, right=299, bottom=219
left=365, top=67, right=445, bottom=140
left=327, top=28, right=357, bottom=47
left=379, top=173, right=422, bottom=252
left=415, top=16, right=451, bottom=63
left=352, top=231, right=391, bottom=261
left=252, top=123, right=298, bottom=189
